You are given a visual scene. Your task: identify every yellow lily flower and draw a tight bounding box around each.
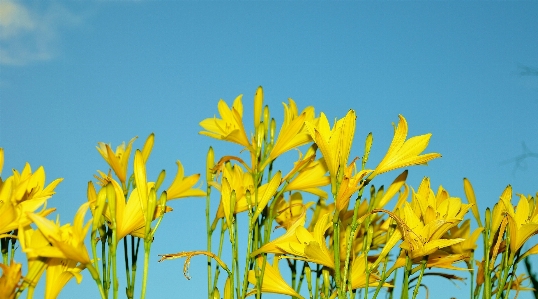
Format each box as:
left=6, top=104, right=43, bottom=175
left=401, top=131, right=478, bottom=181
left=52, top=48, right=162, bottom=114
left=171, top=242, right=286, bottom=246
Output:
left=252, top=211, right=334, bottom=269
left=94, top=151, right=173, bottom=241
left=96, top=136, right=137, bottom=183
left=247, top=257, right=304, bottom=299
left=397, top=204, right=465, bottom=259
left=284, top=156, right=330, bottom=199
left=251, top=203, right=310, bottom=256
left=502, top=192, right=538, bottom=253
left=0, top=262, right=21, bottom=299
left=0, top=157, right=59, bottom=237
left=165, top=160, right=206, bottom=200
left=0, top=188, right=55, bottom=236
left=199, top=95, right=251, bottom=149
left=380, top=178, right=469, bottom=260
left=25, top=203, right=92, bottom=265
left=305, top=110, right=356, bottom=194
left=274, top=192, right=305, bottom=230
left=335, top=162, right=372, bottom=212
left=374, top=170, right=408, bottom=210
left=446, top=219, right=484, bottom=257
left=9, top=163, right=63, bottom=203
left=349, top=253, right=389, bottom=290
left=106, top=178, right=153, bottom=240
left=265, top=99, right=316, bottom=166
left=371, top=115, right=441, bottom=177
left=18, top=223, right=51, bottom=289
left=213, top=164, right=254, bottom=221
left=44, top=258, right=85, bottom=299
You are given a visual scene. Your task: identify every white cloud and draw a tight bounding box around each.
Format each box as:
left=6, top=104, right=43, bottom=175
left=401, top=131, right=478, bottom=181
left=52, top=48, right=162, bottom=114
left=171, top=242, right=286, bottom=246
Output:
left=0, top=0, right=80, bottom=66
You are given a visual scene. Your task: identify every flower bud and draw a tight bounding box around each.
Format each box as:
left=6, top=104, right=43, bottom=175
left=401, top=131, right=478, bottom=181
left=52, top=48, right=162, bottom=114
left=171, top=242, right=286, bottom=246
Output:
left=155, top=170, right=166, bottom=190
left=206, top=147, right=215, bottom=182
left=142, top=133, right=155, bottom=163
left=362, top=132, right=373, bottom=170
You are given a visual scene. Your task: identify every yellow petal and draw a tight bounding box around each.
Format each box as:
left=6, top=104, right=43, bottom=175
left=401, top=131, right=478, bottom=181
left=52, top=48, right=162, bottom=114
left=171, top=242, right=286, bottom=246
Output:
left=463, top=178, right=482, bottom=227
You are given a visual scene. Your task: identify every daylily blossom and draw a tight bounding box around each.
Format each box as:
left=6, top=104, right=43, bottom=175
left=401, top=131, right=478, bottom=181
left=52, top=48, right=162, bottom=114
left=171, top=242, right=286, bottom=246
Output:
left=371, top=115, right=441, bottom=177
left=165, top=160, right=206, bottom=200
left=247, top=257, right=304, bottom=299
left=284, top=155, right=330, bottom=199
left=274, top=192, right=305, bottom=230
left=305, top=110, right=356, bottom=196
left=334, top=163, right=372, bottom=212
left=446, top=219, right=484, bottom=258
left=92, top=150, right=173, bottom=241
left=18, top=223, right=51, bottom=290
left=44, top=259, right=85, bottom=299
left=252, top=210, right=334, bottom=269
left=25, top=203, right=92, bottom=265
left=96, top=136, right=137, bottom=183
left=501, top=191, right=538, bottom=253
left=265, top=99, right=316, bottom=167
left=0, top=158, right=60, bottom=236
left=349, top=253, right=389, bottom=290
left=212, top=163, right=254, bottom=223
left=378, top=178, right=469, bottom=263
left=199, top=95, right=251, bottom=149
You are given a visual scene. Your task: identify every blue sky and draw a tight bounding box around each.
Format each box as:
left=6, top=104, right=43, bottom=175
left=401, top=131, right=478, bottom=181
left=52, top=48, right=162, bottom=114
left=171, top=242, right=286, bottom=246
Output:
left=1, top=1, right=538, bottom=298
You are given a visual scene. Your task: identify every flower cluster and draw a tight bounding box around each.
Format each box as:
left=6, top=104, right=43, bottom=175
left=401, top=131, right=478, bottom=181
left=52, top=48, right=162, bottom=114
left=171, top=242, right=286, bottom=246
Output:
left=161, top=86, right=538, bottom=299
left=0, top=134, right=205, bottom=299
left=1, top=86, right=537, bottom=299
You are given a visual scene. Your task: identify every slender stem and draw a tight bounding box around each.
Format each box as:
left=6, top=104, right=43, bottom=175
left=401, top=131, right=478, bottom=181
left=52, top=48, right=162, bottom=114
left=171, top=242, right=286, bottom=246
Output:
left=411, top=257, right=428, bottom=299
left=102, top=229, right=109, bottom=294
left=332, top=213, right=344, bottom=298
left=110, top=230, right=118, bottom=299
left=140, top=238, right=151, bottom=299
left=131, top=237, right=141, bottom=298
left=206, top=183, right=213, bottom=299
left=402, top=255, right=412, bottom=299
left=212, top=219, right=226, bottom=294
left=468, top=254, right=475, bottom=299
left=123, top=238, right=132, bottom=298
left=483, top=211, right=493, bottom=299
left=240, top=218, right=255, bottom=299
left=91, top=229, right=101, bottom=280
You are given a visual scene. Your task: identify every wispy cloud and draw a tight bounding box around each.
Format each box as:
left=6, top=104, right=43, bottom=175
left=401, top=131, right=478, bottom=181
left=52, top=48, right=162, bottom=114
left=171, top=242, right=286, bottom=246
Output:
left=0, top=0, right=80, bottom=66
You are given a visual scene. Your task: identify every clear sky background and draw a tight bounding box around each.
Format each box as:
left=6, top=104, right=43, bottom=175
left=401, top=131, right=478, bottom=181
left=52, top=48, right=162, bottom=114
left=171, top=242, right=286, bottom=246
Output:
left=1, top=1, right=538, bottom=299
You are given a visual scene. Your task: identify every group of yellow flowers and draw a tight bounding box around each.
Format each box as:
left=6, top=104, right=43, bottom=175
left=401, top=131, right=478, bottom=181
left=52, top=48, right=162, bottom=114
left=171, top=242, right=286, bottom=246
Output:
left=1, top=86, right=537, bottom=299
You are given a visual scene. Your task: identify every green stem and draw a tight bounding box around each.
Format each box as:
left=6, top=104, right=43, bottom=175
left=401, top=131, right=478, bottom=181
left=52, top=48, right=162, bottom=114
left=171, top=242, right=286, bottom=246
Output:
left=402, top=255, right=412, bottom=299
left=206, top=183, right=213, bottom=299
left=332, top=215, right=344, bottom=298
left=131, top=237, right=141, bottom=299
left=411, top=256, right=427, bottom=299
left=102, top=229, right=109, bottom=295
left=240, top=217, right=255, bottom=299
left=111, top=231, right=118, bottom=299
left=483, top=210, right=493, bottom=299
left=123, top=238, right=132, bottom=299
left=140, top=238, right=151, bottom=299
